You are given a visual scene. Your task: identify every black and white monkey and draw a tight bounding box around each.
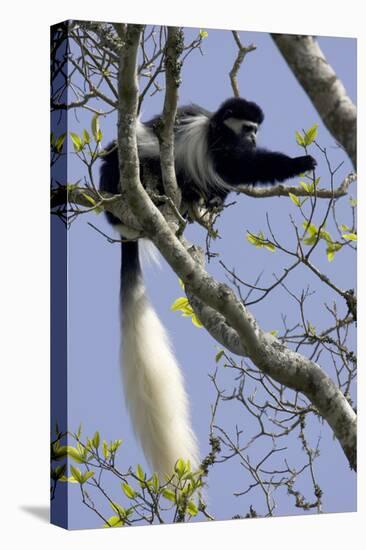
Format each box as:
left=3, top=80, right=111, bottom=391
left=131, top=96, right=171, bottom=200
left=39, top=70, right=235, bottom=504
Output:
left=99, top=97, right=316, bottom=477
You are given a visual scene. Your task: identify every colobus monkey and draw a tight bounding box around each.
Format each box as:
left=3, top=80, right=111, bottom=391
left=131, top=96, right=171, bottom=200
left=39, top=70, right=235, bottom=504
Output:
left=100, top=97, right=316, bottom=477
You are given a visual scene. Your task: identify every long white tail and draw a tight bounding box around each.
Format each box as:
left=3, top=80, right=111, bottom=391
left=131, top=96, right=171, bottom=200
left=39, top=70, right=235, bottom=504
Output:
left=120, top=240, right=199, bottom=478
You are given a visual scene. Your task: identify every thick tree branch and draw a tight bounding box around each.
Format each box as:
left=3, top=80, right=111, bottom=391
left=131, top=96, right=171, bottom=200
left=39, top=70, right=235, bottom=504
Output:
left=272, top=34, right=357, bottom=168
left=116, top=24, right=145, bottom=212
left=182, top=242, right=250, bottom=357
left=156, top=27, right=183, bottom=207
left=116, top=26, right=356, bottom=471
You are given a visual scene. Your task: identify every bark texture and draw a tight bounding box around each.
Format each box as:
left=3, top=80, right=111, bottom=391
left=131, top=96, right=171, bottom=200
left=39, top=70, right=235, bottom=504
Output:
left=272, top=34, right=357, bottom=168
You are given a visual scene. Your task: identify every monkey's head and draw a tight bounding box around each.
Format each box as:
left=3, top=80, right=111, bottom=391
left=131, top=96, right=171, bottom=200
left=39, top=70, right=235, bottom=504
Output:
left=211, top=97, right=264, bottom=150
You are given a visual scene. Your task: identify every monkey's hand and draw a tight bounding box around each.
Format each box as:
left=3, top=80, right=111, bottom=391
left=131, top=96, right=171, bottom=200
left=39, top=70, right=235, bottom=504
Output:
left=293, top=155, right=317, bottom=173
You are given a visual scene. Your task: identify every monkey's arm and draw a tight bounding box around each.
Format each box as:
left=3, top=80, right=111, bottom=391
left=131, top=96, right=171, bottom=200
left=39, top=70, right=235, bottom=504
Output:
left=221, top=149, right=316, bottom=186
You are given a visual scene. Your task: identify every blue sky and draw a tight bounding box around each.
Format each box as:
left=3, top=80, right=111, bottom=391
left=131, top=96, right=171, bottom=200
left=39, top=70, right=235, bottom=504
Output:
left=52, top=25, right=356, bottom=528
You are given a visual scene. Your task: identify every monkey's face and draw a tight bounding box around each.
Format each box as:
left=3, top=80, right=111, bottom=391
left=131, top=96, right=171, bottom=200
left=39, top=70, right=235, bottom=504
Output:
left=211, top=98, right=263, bottom=151
left=223, top=117, right=258, bottom=150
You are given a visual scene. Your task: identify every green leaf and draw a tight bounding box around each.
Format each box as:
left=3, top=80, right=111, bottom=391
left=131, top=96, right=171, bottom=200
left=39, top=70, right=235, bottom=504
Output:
left=182, top=312, right=193, bottom=318
left=66, top=446, right=85, bottom=463
left=51, top=464, right=67, bottom=481
left=199, top=29, right=209, bottom=39
left=339, top=224, right=350, bottom=232
left=55, top=464, right=67, bottom=478
left=303, top=235, right=318, bottom=246
left=102, top=440, right=109, bottom=460
left=246, top=231, right=276, bottom=251
left=299, top=181, right=311, bottom=193
left=171, top=296, right=190, bottom=312
left=85, top=438, right=93, bottom=452
left=82, top=129, right=91, bottom=145
left=91, top=115, right=101, bottom=142
left=187, top=500, right=199, bottom=516
left=269, top=329, right=278, bottom=337
left=110, top=439, right=123, bottom=453
left=92, top=431, right=100, bottom=449
left=70, top=132, right=83, bottom=152
left=247, top=232, right=260, bottom=246
left=174, top=458, right=187, bottom=478
left=303, top=222, right=318, bottom=235
left=121, top=483, right=136, bottom=499
left=264, top=241, right=276, bottom=252
left=110, top=501, right=126, bottom=518
left=55, top=133, right=66, bottom=153
left=215, top=349, right=225, bottom=363
left=136, top=464, right=145, bottom=482
left=162, top=488, right=176, bottom=502
left=81, top=192, right=97, bottom=207
left=103, top=515, right=124, bottom=528
left=326, top=242, right=342, bottom=262
left=319, top=229, right=333, bottom=243
left=295, top=131, right=305, bottom=147
left=299, top=179, right=318, bottom=194
left=342, top=232, right=357, bottom=241
left=51, top=443, right=68, bottom=460
left=288, top=192, right=301, bottom=207
left=66, top=183, right=78, bottom=193
left=191, top=314, right=203, bottom=328
left=182, top=480, right=195, bottom=496
left=349, top=197, right=357, bottom=207
left=82, top=471, right=95, bottom=483
left=151, top=473, right=160, bottom=492
left=171, top=296, right=202, bottom=328
left=304, top=124, right=318, bottom=146
left=70, top=465, right=83, bottom=483
left=307, top=322, right=317, bottom=336
left=302, top=222, right=322, bottom=246
left=59, top=475, right=79, bottom=483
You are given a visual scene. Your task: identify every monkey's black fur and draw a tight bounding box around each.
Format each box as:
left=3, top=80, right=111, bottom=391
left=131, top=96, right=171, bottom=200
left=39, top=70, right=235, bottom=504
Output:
left=100, top=97, right=316, bottom=224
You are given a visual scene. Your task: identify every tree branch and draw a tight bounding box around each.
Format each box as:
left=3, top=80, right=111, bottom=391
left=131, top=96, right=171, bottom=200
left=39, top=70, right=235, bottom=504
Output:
left=51, top=185, right=144, bottom=236
left=229, top=31, right=256, bottom=97
left=236, top=172, right=357, bottom=199
left=182, top=242, right=250, bottom=357
left=271, top=34, right=357, bottom=168
left=156, top=26, right=183, bottom=207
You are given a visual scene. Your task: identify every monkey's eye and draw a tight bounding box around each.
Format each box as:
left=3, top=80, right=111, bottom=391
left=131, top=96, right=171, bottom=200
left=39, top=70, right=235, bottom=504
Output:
left=242, top=124, right=257, bottom=134
left=223, top=109, right=233, bottom=119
